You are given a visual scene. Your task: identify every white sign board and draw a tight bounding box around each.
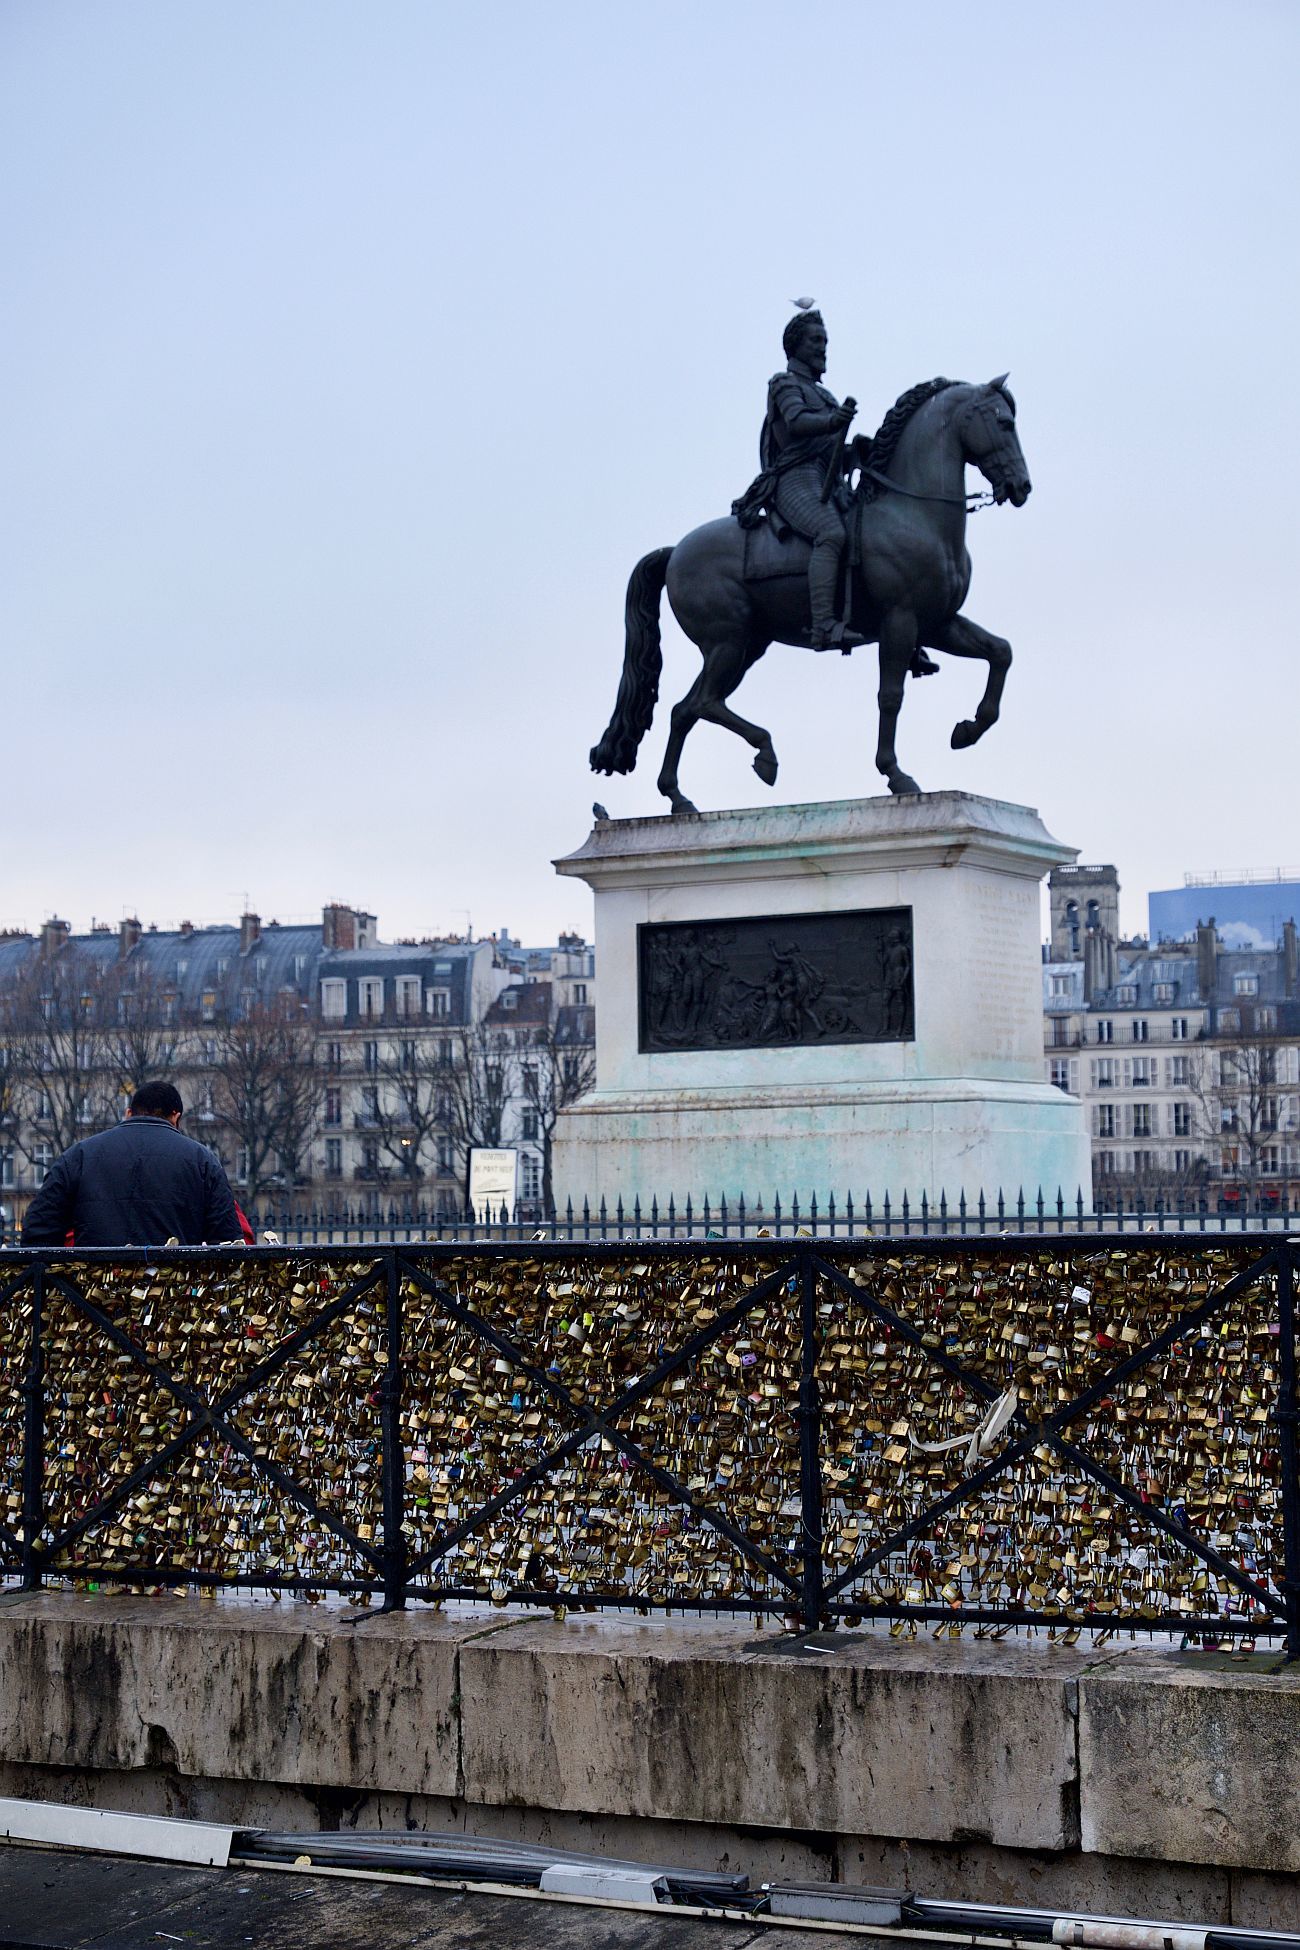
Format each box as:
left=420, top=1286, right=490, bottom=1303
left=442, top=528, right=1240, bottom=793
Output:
left=467, top=1146, right=517, bottom=1219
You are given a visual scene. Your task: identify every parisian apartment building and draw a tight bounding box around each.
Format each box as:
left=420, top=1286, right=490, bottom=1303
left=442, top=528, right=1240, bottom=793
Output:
left=0, top=903, right=595, bottom=1232
left=1042, top=865, right=1300, bottom=1205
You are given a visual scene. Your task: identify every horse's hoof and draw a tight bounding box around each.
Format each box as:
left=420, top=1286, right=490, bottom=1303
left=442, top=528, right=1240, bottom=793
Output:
left=887, top=771, right=921, bottom=796
left=950, top=718, right=987, bottom=750
left=753, top=749, right=778, bottom=787
left=667, top=796, right=701, bottom=819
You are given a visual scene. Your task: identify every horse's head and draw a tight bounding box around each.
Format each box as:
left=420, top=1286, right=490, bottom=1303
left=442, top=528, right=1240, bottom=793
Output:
left=960, top=376, right=1031, bottom=507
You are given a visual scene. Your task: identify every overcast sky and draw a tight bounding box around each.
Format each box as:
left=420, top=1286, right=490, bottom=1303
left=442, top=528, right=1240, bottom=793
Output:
left=3, top=1, right=1296, bottom=946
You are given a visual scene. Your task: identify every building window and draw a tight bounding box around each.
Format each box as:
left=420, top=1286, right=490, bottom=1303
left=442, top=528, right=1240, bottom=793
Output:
left=1096, top=1150, right=1117, bottom=1178
left=201, top=990, right=217, bottom=1022
left=363, top=1040, right=379, bottom=1073
left=522, top=1108, right=540, bottom=1139
left=437, top=1136, right=455, bottom=1172
left=428, top=988, right=451, bottom=1018
left=1049, top=1058, right=1071, bottom=1092
left=1170, top=1017, right=1189, bottom=1041
left=1169, top=1053, right=1189, bottom=1086
left=1173, top=1102, right=1191, bottom=1137
left=395, top=975, right=421, bottom=1019
left=32, top=1143, right=53, bottom=1186
left=574, top=983, right=588, bottom=1004
left=1096, top=1020, right=1113, bottom=1045
left=1131, top=1019, right=1149, bottom=1043
left=1096, top=1104, right=1116, bottom=1138
left=361, top=1138, right=379, bottom=1175
left=0, top=1147, right=13, bottom=1190
left=1219, top=1008, right=1240, bottom=1033
left=360, top=1085, right=380, bottom=1123
left=1051, top=1019, right=1071, bottom=1048
left=1132, top=1149, right=1156, bottom=1175
left=1257, top=1006, right=1277, bottom=1031
left=1131, top=1055, right=1155, bottom=1086
left=438, top=1037, right=453, bottom=1067
left=1234, top=974, right=1259, bottom=997
left=521, top=1153, right=541, bottom=1200
left=400, top=1039, right=416, bottom=1071
left=325, top=1138, right=342, bottom=1177
left=1174, top=1149, right=1192, bottom=1173
left=359, top=977, right=384, bottom=1019
left=321, top=979, right=347, bottom=1020
left=325, top=1040, right=343, bottom=1070
left=1095, top=1057, right=1115, bottom=1088
left=324, top=1088, right=342, bottom=1127
left=1153, top=983, right=1176, bottom=1004
left=1131, top=1104, right=1152, bottom=1139
left=1116, top=985, right=1137, bottom=1006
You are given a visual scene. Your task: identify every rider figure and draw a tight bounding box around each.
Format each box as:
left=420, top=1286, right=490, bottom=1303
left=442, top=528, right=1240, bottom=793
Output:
left=761, top=310, right=865, bottom=653
left=734, top=309, right=938, bottom=672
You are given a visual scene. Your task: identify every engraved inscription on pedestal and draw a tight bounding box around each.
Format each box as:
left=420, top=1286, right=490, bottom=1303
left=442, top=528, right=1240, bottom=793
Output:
left=638, top=908, right=914, bottom=1053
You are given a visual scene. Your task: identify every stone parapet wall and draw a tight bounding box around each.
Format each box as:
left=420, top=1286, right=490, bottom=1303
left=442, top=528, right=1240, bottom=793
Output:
left=2, top=1595, right=1299, bottom=1924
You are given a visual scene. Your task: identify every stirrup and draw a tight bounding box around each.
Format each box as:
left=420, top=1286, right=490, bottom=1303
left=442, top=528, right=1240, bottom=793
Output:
left=807, top=620, right=866, bottom=653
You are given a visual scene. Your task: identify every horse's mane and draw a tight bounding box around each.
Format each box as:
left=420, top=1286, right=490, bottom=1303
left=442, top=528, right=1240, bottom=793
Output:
left=860, top=377, right=955, bottom=500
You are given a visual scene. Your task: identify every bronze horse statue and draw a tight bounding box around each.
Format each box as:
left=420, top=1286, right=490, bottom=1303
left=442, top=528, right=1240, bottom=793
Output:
left=591, top=376, right=1031, bottom=814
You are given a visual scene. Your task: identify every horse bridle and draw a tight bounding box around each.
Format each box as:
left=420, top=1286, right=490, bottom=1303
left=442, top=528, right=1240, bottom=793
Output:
left=861, top=465, right=995, bottom=513
left=861, top=392, right=1013, bottom=512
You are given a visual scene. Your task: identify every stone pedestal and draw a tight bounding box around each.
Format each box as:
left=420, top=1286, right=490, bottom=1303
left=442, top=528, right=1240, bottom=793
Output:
left=552, top=793, right=1089, bottom=1209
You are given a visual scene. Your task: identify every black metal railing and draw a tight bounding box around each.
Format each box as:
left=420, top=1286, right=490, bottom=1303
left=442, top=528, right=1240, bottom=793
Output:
left=240, top=1187, right=1300, bottom=1246
left=0, top=1236, right=1296, bottom=1657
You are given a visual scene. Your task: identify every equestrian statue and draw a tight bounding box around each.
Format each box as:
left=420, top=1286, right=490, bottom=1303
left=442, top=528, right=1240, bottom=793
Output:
left=590, top=305, right=1031, bottom=815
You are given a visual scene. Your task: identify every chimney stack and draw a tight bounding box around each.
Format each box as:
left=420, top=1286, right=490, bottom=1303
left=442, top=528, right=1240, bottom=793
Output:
left=1284, top=919, right=1298, bottom=999
left=1196, top=917, right=1218, bottom=1000
left=118, top=916, right=142, bottom=959
left=39, top=918, right=70, bottom=960
left=240, top=911, right=261, bottom=955
left=322, top=903, right=357, bottom=952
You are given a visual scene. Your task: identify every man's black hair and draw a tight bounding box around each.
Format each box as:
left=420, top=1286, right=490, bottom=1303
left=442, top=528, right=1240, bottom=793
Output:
left=783, top=309, right=824, bottom=361
left=130, top=1080, right=184, bottom=1120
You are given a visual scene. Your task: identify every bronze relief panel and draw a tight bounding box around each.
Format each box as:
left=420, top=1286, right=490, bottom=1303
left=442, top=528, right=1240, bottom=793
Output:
left=638, top=908, right=914, bottom=1053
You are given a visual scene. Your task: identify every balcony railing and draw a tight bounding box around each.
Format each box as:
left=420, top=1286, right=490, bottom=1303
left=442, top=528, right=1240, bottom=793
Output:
left=0, top=1235, right=1297, bottom=1655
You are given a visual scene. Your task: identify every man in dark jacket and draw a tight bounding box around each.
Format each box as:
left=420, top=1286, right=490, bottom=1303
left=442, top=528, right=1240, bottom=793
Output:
left=21, top=1081, right=243, bottom=1248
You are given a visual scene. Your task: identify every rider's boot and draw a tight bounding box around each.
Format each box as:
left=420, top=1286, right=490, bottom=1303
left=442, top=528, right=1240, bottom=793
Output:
left=910, top=648, right=940, bottom=677
left=807, top=544, right=866, bottom=652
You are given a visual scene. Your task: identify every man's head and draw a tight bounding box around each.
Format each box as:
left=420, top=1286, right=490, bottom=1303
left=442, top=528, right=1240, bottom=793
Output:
left=783, top=309, right=828, bottom=376
left=129, top=1080, right=184, bottom=1127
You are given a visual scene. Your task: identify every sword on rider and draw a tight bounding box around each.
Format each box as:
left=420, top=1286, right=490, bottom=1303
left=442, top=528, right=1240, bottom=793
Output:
left=821, top=396, right=857, bottom=652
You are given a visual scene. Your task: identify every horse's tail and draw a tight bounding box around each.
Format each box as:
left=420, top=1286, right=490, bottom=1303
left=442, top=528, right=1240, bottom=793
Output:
left=590, top=546, right=673, bottom=775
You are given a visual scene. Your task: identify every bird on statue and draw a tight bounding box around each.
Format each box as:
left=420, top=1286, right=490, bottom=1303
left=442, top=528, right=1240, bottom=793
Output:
left=592, top=802, right=610, bottom=822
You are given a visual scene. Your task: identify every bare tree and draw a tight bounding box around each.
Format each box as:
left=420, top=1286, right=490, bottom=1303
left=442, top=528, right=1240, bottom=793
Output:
left=1188, top=1034, right=1283, bottom=1204
left=0, top=951, right=120, bottom=1169
left=208, top=1003, right=317, bottom=1206
left=519, top=1014, right=596, bottom=1219
left=101, top=964, right=179, bottom=1094
left=443, top=1023, right=517, bottom=1175
left=367, top=1036, right=450, bottom=1194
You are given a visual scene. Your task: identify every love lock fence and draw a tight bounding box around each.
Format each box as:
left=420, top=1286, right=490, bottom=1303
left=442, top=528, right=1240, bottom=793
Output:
left=0, top=1237, right=1296, bottom=1657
